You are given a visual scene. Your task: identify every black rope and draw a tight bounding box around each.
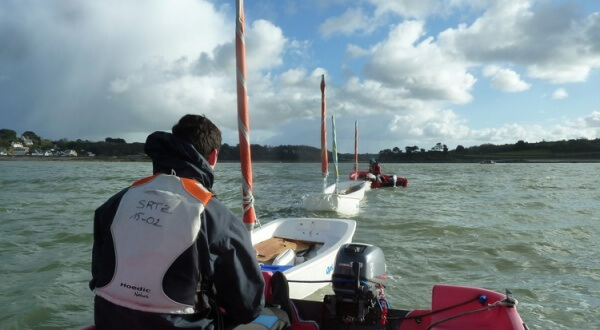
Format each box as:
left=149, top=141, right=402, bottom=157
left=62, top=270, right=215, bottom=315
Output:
left=286, top=278, right=386, bottom=287
left=387, top=295, right=481, bottom=321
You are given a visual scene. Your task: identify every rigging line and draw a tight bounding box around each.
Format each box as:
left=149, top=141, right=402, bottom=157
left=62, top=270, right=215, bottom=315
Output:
left=425, top=300, right=508, bottom=330
left=286, top=278, right=386, bottom=287
left=241, top=183, right=260, bottom=227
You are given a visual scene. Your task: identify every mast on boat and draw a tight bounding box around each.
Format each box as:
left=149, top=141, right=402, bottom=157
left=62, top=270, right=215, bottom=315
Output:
left=235, top=0, right=256, bottom=231
left=354, top=121, right=358, bottom=180
left=320, top=74, right=329, bottom=193
left=331, top=115, right=339, bottom=191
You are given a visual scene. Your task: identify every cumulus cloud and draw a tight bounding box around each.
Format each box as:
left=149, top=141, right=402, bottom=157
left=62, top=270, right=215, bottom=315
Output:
left=346, top=44, right=371, bottom=60
left=245, top=20, right=287, bottom=72
left=438, top=0, right=600, bottom=83
left=483, top=65, right=531, bottom=92
left=0, top=0, right=232, bottom=140
left=367, top=0, right=442, bottom=19
left=390, top=108, right=469, bottom=140
left=551, top=88, right=568, bottom=100
left=108, top=17, right=292, bottom=138
left=319, top=7, right=374, bottom=38
left=363, top=21, right=476, bottom=104
left=583, top=111, right=600, bottom=127
left=381, top=107, right=600, bottom=152
left=332, top=0, right=599, bottom=151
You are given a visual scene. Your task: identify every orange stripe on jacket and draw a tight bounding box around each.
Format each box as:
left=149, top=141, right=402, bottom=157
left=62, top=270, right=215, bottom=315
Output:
left=131, top=174, right=160, bottom=187
left=181, top=178, right=212, bottom=205
left=131, top=174, right=213, bottom=206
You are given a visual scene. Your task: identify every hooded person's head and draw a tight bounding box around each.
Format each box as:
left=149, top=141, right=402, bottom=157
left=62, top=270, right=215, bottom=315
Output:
left=172, top=114, right=222, bottom=168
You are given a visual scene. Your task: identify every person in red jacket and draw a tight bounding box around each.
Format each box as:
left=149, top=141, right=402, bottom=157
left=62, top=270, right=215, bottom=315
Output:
left=368, top=157, right=382, bottom=183
left=90, top=114, right=288, bottom=329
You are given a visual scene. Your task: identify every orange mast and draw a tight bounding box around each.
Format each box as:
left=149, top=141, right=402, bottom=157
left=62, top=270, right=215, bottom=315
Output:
left=235, top=0, right=256, bottom=231
left=354, top=121, right=358, bottom=178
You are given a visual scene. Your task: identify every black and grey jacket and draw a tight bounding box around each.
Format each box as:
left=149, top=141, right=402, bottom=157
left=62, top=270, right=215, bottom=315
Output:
left=90, top=131, right=264, bottom=329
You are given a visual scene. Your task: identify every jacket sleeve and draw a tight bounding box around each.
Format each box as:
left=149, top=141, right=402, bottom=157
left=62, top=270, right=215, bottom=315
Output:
left=90, top=188, right=128, bottom=291
left=204, top=201, right=264, bottom=324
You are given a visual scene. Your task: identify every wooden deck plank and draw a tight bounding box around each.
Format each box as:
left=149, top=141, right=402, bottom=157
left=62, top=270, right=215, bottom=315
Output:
left=254, top=237, right=318, bottom=263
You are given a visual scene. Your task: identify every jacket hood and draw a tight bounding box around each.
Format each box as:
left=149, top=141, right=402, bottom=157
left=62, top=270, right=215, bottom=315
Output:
left=144, top=131, right=215, bottom=189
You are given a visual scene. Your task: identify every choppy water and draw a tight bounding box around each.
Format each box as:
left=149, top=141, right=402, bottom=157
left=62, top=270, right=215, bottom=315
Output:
left=1, top=160, right=599, bottom=329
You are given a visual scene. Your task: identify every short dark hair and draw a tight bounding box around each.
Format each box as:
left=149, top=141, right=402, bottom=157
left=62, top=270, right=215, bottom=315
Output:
left=172, top=114, right=222, bottom=159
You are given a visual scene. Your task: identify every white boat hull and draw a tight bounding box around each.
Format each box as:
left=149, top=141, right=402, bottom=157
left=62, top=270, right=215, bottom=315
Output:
left=251, top=218, right=356, bottom=299
left=302, top=181, right=367, bottom=215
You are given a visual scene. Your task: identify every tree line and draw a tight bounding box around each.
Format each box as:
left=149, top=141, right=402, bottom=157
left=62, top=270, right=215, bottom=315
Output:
left=377, top=139, right=600, bottom=162
left=2, top=128, right=599, bottom=162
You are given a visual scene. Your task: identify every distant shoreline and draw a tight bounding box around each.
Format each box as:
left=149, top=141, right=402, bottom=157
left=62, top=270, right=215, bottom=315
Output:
left=1, top=155, right=599, bottom=163
left=0, top=155, right=151, bottom=162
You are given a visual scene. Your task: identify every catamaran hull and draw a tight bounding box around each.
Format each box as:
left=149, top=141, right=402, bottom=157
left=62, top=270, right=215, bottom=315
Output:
left=349, top=170, right=408, bottom=188
left=252, top=218, right=356, bottom=299
left=302, top=181, right=367, bottom=215
left=302, top=193, right=361, bottom=215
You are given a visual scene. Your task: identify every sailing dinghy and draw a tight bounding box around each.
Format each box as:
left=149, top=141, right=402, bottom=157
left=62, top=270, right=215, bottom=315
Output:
left=348, top=123, right=408, bottom=188
left=233, top=3, right=358, bottom=300
left=252, top=218, right=355, bottom=299
left=351, top=121, right=372, bottom=191
left=350, top=170, right=409, bottom=188
left=303, top=76, right=368, bottom=215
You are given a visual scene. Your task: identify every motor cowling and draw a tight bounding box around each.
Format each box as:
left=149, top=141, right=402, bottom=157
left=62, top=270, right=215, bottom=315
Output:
left=324, top=243, right=388, bottom=326
left=332, top=243, right=387, bottom=298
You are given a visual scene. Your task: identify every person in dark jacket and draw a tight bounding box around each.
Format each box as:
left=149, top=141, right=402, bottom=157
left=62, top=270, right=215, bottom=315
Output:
left=90, top=114, right=271, bottom=329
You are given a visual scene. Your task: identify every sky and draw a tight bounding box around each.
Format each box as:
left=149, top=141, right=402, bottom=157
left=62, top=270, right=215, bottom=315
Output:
left=1, top=0, right=599, bottom=154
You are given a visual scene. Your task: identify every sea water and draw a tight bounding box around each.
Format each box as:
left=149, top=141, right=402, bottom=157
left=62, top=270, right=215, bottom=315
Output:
left=0, top=160, right=599, bottom=329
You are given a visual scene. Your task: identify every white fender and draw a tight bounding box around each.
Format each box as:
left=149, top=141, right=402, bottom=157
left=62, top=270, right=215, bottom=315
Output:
left=272, top=248, right=296, bottom=266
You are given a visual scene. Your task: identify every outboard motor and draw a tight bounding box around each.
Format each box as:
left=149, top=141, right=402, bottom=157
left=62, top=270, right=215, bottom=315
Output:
left=323, top=243, right=388, bottom=327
